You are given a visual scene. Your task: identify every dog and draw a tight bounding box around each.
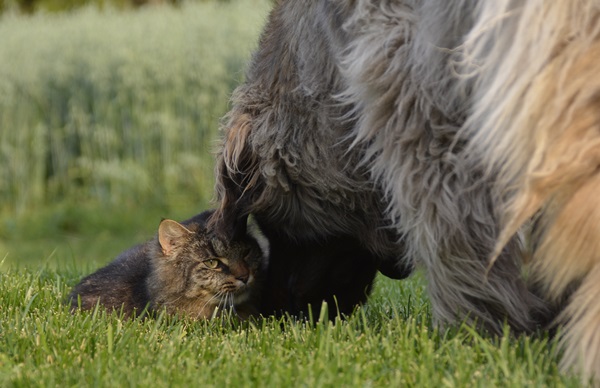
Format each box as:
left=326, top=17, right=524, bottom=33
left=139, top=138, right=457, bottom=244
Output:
left=210, top=0, right=600, bottom=379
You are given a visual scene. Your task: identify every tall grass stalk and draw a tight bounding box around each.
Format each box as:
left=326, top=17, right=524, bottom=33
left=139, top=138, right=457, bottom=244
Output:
left=0, top=1, right=269, bottom=216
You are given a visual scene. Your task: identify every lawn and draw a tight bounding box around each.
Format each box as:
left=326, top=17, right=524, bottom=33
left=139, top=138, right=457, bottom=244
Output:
left=0, top=1, right=584, bottom=386
left=0, top=264, right=580, bottom=387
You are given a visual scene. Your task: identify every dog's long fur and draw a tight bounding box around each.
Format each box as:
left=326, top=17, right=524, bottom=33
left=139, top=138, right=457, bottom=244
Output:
left=211, top=0, right=600, bottom=378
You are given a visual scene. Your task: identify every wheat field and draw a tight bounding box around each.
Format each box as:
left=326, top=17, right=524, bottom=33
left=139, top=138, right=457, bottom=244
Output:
left=0, top=1, right=268, bottom=216
left=0, top=1, right=269, bottom=267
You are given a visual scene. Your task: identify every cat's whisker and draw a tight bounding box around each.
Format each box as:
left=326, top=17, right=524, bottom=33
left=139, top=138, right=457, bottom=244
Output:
left=227, top=293, right=235, bottom=313
left=201, top=292, right=224, bottom=318
left=167, top=294, right=185, bottom=306
left=227, top=293, right=240, bottom=318
left=194, top=291, right=220, bottom=320
left=215, top=292, right=227, bottom=318
left=218, top=291, right=232, bottom=317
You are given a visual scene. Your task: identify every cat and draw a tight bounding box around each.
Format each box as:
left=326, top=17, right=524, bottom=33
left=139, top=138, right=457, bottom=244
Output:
left=68, top=210, right=267, bottom=320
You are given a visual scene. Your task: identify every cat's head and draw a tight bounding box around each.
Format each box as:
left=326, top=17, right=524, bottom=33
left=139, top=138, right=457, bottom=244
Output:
left=150, top=216, right=266, bottom=317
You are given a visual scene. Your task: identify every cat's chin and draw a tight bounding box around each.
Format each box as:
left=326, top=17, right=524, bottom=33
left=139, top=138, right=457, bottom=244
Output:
left=232, top=291, right=250, bottom=305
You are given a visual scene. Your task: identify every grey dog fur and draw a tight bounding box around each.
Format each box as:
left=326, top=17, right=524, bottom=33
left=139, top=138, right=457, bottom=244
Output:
left=212, top=0, right=600, bottom=379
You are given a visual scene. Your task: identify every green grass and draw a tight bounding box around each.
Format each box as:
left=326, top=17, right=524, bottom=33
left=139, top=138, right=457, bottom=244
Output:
left=0, top=199, right=212, bottom=269
left=0, top=267, right=581, bottom=387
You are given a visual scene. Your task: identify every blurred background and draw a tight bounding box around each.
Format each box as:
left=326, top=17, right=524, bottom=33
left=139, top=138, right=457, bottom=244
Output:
left=0, top=0, right=270, bottom=269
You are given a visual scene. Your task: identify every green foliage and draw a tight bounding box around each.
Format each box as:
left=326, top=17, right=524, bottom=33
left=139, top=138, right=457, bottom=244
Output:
left=0, top=1, right=268, bottom=217
left=0, top=269, right=581, bottom=387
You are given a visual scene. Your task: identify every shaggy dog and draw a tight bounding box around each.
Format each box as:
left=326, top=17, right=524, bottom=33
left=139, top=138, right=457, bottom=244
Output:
left=210, top=0, right=600, bottom=379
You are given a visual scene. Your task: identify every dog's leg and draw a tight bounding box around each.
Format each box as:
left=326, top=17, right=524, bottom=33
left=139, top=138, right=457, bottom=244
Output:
left=417, top=212, right=549, bottom=335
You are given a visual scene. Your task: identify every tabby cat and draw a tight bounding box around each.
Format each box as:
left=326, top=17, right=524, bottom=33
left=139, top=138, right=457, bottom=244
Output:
left=69, top=210, right=267, bottom=320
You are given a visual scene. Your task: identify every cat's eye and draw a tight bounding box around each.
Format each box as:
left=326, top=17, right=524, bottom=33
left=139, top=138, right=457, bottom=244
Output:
left=203, top=259, right=221, bottom=269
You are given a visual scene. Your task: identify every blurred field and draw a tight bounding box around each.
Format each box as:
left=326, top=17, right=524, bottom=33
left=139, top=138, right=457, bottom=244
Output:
left=0, top=0, right=270, bottom=267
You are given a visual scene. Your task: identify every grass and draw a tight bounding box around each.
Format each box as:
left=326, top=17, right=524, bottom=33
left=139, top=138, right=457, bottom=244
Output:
left=0, top=266, right=581, bottom=387
left=0, top=199, right=211, bottom=269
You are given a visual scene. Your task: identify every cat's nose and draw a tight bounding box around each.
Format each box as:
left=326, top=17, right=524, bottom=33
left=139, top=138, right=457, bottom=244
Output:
left=236, top=273, right=249, bottom=284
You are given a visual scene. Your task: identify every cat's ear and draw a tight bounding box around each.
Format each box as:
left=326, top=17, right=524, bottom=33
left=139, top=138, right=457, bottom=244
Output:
left=158, top=219, right=193, bottom=256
